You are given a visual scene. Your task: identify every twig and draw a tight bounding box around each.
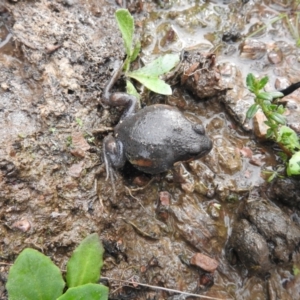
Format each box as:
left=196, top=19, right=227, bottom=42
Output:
left=101, top=276, right=233, bottom=300
left=0, top=262, right=12, bottom=266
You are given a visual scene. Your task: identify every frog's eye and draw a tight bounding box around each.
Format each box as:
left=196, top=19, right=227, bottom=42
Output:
left=192, top=124, right=205, bottom=135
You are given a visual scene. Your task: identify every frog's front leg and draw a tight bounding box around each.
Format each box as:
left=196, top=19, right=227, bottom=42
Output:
left=103, top=134, right=126, bottom=195
left=103, top=134, right=126, bottom=178
left=102, top=61, right=138, bottom=120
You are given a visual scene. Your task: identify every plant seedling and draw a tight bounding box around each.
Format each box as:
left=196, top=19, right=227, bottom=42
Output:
left=246, top=73, right=300, bottom=178
left=6, top=233, right=108, bottom=300
left=115, top=9, right=180, bottom=97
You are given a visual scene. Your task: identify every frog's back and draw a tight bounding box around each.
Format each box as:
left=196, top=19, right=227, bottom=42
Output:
left=115, top=104, right=203, bottom=173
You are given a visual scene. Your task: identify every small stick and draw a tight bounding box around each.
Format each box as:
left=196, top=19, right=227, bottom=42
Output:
left=101, top=276, right=233, bottom=300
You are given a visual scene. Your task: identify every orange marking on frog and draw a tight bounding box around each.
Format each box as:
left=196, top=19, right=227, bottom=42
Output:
left=130, top=159, right=154, bottom=167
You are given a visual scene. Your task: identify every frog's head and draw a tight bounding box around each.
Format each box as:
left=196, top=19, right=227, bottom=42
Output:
left=185, top=123, right=213, bottom=161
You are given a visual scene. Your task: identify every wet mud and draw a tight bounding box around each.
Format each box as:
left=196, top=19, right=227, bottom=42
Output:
left=1, top=0, right=300, bottom=299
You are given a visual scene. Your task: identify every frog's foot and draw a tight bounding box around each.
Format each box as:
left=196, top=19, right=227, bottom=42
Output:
left=103, top=134, right=126, bottom=195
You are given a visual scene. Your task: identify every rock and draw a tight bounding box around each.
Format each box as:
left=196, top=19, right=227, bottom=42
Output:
left=68, top=161, right=84, bottom=178
left=239, top=39, right=267, bottom=60
left=267, top=46, right=283, bottom=64
left=190, top=253, right=219, bottom=272
left=253, top=111, right=269, bottom=139
left=206, top=136, right=242, bottom=175
left=268, top=270, right=294, bottom=300
left=158, top=191, right=171, bottom=206
left=199, top=272, right=214, bottom=289
left=167, top=51, right=227, bottom=99
left=72, top=132, right=90, bottom=152
left=12, top=218, right=31, bottom=232
left=171, top=195, right=227, bottom=255
left=243, top=199, right=300, bottom=263
left=229, top=218, right=272, bottom=273
left=219, top=62, right=254, bottom=127
left=156, top=191, right=171, bottom=221
left=267, top=177, right=300, bottom=209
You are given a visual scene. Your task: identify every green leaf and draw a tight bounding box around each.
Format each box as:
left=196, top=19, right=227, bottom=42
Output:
left=293, top=266, right=300, bottom=276
left=130, top=40, right=141, bottom=62
left=267, top=172, right=277, bottom=182
left=268, top=91, right=284, bottom=99
left=266, top=128, right=274, bottom=139
left=57, top=284, right=108, bottom=300
left=129, top=54, right=180, bottom=77
left=246, top=73, right=256, bottom=92
left=66, top=234, right=104, bottom=288
left=287, top=151, right=300, bottom=176
left=257, top=76, right=269, bottom=90
left=269, top=112, right=286, bottom=125
left=246, top=104, right=259, bottom=119
left=263, top=100, right=272, bottom=107
left=115, top=9, right=134, bottom=57
left=257, top=92, right=273, bottom=101
left=128, top=73, right=172, bottom=95
left=264, top=120, right=273, bottom=127
left=76, top=118, right=83, bottom=127
left=278, top=151, right=288, bottom=163
left=277, top=104, right=285, bottom=114
left=6, top=248, right=65, bottom=300
left=277, top=126, right=300, bottom=151
left=126, top=80, right=140, bottom=101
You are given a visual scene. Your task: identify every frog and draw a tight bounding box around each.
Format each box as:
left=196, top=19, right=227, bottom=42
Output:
left=102, top=61, right=213, bottom=185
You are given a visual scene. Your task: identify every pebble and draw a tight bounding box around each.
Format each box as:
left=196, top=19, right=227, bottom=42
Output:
left=190, top=253, right=219, bottom=273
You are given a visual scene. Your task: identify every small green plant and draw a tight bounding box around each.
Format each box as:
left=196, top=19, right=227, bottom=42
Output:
left=115, top=9, right=180, bottom=96
left=66, top=136, right=73, bottom=147
left=246, top=73, right=300, bottom=177
left=293, top=265, right=300, bottom=276
left=6, top=233, right=108, bottom=300
left=75, top=117, right=83, bottom=127
left=286, top=12, right=300, bottom=47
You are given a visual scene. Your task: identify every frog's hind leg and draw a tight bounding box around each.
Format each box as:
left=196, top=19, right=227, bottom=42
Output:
left=102, top=61, right=138, bottom=120
left=103, top=134, right=126, bottom=195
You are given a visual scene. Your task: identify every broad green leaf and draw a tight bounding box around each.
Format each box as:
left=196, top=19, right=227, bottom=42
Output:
left=287, top=151, right=300, bottom=176
left=66, top=234, right=104, bottom=288
left=130, top=40, right=141, bottom=62
left=269, top=112, right=286, bottom=125
left=128, top=73, right=172, bottom=95
left=257, top=76, right=269, bottom=90
left=246, top=73, right=256, bottom=92
left=257, top=92, right=273, bottom=101
left=129, top=54, right=180, bottom=77
left=6, top=248, right=65, bottom=300
left=246, top=104, right=259, bottom=119
left=57, top=284, right=108, bottom=300
left=278, top=126, right=300, bottom=151
left=115, top=9, right=134, bottom=57
left=268, top=91, right=284, bottom=99
left=126, top=79, right=140, bottom=101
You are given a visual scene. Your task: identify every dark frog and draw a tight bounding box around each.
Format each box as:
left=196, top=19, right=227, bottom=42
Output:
left=102, top=62, right=213, bottom=183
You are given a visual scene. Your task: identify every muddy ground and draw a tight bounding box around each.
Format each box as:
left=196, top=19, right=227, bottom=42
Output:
left=0, top=0, right=300, bottom=299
